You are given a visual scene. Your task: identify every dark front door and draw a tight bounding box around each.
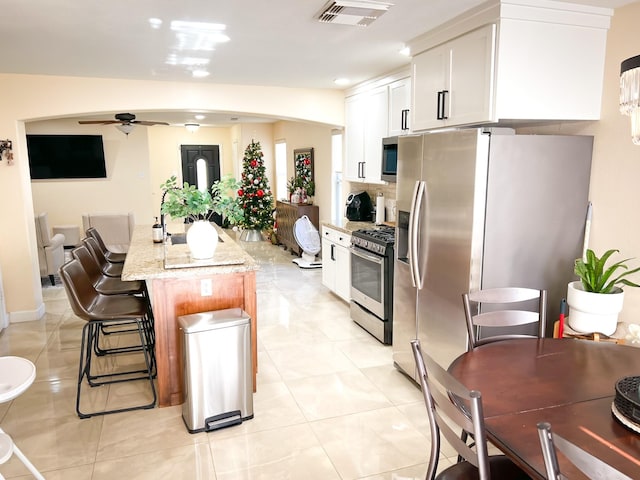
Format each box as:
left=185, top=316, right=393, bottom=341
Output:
left=180, top=144, right=222, bottom=225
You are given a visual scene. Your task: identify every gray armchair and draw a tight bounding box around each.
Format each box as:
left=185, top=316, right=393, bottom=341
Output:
left=35, top=213, right=66, bottom=285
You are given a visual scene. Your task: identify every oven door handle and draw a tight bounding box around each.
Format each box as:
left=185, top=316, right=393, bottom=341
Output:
left=350, top=246, right=384, bottom=265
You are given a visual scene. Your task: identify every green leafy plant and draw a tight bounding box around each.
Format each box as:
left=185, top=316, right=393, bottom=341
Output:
left=160, top=175, right=213, bottom=222
left=211, top=174, right=244, bottom=227
left=574, top=249, right=640, bottom=293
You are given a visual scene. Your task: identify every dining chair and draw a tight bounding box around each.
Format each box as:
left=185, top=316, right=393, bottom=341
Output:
left=85, top=226, right=127, bottom=263
left=410, top=339, right=530, bottom=479
left=462, top=287, right=547, bottom=349
left=34, top=212, right=66, bottom=285
left=537, top=422, right=632, bottom=480
left=83, top=236, right=124, bottom=277
left=59, top=258, right=156, bottom=418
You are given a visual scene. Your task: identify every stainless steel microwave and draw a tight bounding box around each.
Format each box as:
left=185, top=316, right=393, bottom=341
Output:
left=381, top=136, right=398, bottom=182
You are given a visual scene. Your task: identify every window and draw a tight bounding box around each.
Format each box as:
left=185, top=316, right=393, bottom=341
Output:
left=196, top=157, right=208, bottom=191
left=275, top=140, right=287, bottom=201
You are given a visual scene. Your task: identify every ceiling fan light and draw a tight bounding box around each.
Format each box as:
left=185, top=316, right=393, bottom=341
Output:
left=185, top=123, right=200, bottom=133
left=116, top=124, right=135, bottom=135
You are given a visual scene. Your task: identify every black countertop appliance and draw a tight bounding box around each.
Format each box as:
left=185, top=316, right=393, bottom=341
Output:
left=345, top=191, right=373, bottom=221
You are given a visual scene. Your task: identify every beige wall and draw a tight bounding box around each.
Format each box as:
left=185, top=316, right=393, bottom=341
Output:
left=518, top=1, right=640, bottom=324
left=29, top=119, right=154, bottom=226
left=0, top=74, right=343, bottom=321
left=272, top=121, right=335, bottom=224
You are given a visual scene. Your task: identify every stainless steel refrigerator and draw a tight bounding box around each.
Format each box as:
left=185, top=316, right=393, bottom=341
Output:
left=392, top=128, right=592, bottom=380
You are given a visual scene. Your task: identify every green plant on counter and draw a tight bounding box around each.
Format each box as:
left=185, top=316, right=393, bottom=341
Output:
left=160, top=175, right=213, bottom=222
left=574, top=249, right=640, bottom=294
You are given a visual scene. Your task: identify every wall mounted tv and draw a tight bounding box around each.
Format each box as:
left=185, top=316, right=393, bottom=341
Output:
left=26, top=134, right=107, bottom=179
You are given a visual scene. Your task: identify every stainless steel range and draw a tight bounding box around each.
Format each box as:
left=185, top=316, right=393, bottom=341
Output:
left=350, top=225, right=394, bottom=344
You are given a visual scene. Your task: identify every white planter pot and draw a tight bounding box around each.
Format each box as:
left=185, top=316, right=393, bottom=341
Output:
left=186, top=221, right=218, bottom=259
left=566, top=281, right=624, bottom=336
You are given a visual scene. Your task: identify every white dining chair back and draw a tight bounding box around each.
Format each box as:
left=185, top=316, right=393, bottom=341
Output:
left=537, top=422, right=633, bottom=480
left=462, top=287, right=547, bottom=349
left=410, top=339, right=530, bottom=479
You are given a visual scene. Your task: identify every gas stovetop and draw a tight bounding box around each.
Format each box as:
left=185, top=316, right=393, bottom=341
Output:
left=351, top=225, right=395, bottom=256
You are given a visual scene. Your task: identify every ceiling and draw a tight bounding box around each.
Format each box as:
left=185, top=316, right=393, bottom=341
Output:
left=4, top=0, right=632, bottom=127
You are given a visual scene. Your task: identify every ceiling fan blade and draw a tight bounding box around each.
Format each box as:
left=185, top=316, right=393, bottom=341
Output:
left=133, top=120, right=170, bottom=126
left=78, top=120, right=121, bottom=125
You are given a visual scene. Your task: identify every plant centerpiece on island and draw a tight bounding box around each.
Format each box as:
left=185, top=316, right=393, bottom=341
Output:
left=567, top=249, right=640, bottom=335
left=211, top=174, right=244, bottom=229
left=160, top=175, right=218, bottom=259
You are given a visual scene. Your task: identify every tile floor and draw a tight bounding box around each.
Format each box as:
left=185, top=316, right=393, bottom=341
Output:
left=0, top=239, right=461, bottom=479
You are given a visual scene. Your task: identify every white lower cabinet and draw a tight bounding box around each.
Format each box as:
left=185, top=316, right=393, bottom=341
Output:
left=321, top=226, right=351, bottom=302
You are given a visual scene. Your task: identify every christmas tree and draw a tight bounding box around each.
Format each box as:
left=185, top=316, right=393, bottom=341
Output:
left=237, top=140, right=274, bottom=231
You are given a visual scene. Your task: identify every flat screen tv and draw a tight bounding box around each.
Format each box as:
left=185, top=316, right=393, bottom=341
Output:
left=26, top=134, right=107, bottom=179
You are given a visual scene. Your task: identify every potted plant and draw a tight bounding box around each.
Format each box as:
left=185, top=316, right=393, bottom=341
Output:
left=567, top=249, right=640, bottom=335
left=160, top=175, right=218, bottom=259
left=211, top=174, right=244, bottom=229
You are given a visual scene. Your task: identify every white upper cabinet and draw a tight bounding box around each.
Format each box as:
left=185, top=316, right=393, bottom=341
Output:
left=413, top=25, right=495, bottom=131
left=388, top=77, right=412, bottom=136
left=344, top=85, right=389, bottom=183
left=408, top=0, right=612, bottom=131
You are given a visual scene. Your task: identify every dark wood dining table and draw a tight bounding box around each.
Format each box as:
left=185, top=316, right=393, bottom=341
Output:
left=447, top=338, right=640, bottom=479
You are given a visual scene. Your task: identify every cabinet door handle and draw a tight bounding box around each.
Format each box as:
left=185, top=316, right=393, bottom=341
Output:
left=401, top=109, right=410, bottom=130
left=437, top=90, right=449, bottom=120
left=360, top=162, right=366, bottom=179
left=331, top=243, right=335, bottom=261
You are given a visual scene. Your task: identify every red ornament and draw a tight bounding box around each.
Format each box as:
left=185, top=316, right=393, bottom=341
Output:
left=237, top=189, right=244, bottom=196
left=250, top=160, right=257, bottom=167
left=257, top=190, right=264, bottom=197
left=305, top=159, right=310, bottom=165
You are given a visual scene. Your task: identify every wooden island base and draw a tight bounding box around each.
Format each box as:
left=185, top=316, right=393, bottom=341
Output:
left=151, top=271, right=256, bottom=407
left=122, top=225, right=259, bottom=408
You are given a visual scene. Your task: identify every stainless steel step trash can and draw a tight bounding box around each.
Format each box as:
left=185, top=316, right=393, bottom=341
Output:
left=179, top=308, right=253, bottom=433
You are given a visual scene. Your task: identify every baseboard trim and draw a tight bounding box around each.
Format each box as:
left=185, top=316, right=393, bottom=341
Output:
left=10, top=301, right=46, bottom=323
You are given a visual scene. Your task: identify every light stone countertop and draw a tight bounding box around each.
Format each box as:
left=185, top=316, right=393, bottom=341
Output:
left=122, top=224, right=259, bottom=281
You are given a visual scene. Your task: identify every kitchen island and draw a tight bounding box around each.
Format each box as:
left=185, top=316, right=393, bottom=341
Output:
left=122, top=224, right=259, bottom=407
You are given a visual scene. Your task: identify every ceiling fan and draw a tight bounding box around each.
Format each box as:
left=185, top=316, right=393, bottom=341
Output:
left=78, top=112, right=169, bottom=135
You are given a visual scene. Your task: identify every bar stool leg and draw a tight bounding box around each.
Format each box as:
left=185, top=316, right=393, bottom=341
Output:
left=0, top=427, right=45, bottom=480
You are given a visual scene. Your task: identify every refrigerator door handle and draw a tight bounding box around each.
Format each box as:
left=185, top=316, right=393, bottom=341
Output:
left=415, top=181, right=428, bottom=290
left=408, top=180, right=425, bottom=288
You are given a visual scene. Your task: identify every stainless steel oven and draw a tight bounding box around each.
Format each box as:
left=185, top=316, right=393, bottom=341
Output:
left=350, top=246, right=386, bottom=318
left=350, top=226, right=394, bottom=344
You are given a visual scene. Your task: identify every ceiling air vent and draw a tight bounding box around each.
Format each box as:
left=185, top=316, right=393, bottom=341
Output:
left=315, top=0, right=393, bottom=27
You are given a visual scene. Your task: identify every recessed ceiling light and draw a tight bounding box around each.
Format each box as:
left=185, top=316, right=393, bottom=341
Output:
left=194, top=114, right=205, bottom=120
left=192, top=69, right=210, bottom=78
left=170, top=21, right=230, bottom=51
left=334, top=78, right=350, bottom=86
left=148, top=18, right=163, bottom=29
